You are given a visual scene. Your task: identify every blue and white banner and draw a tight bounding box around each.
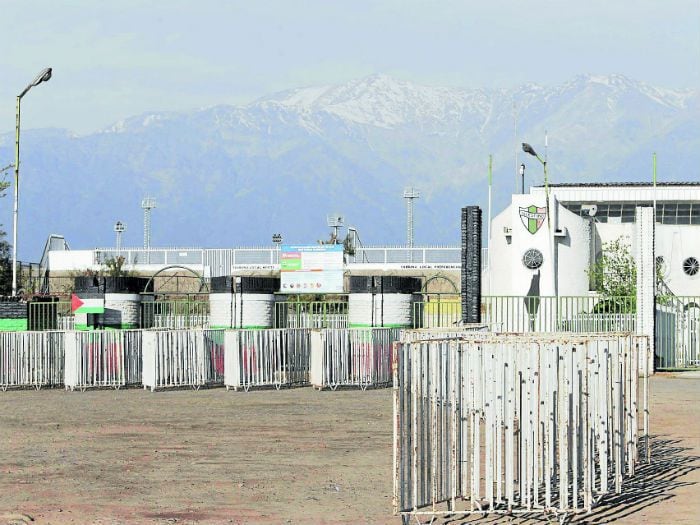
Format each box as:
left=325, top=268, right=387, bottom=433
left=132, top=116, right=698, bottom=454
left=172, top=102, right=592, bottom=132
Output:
left=280, top=244, right=344, bottom=294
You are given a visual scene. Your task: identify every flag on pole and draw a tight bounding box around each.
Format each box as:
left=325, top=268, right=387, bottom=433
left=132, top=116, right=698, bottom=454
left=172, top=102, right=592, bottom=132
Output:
left=71, top=293, right=104, bottom=314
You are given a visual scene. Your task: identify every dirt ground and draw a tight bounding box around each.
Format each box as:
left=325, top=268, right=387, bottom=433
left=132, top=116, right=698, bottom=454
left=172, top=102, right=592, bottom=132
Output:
left=0, top=374, right=698, bottom=525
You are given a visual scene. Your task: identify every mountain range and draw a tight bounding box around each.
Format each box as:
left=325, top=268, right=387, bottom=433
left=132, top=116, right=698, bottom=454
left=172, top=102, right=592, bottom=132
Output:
left=1, top=73, right=699, bottom=261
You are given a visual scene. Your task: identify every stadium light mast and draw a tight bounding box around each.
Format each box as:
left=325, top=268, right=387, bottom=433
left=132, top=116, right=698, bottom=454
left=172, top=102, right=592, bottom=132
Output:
left=114, top=221, right=126, bottom=256
left=403, top=187, right=420, bottom=262
left=12, top=67, right=52, bottom=296
left=141, top=197, right=156, bottom=263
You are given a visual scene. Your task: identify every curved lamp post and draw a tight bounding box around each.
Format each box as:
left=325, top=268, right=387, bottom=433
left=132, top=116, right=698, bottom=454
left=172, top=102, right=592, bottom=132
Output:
left=13, top=67, right=52, bottom=296
left=522, top=141, right=557, bottom=301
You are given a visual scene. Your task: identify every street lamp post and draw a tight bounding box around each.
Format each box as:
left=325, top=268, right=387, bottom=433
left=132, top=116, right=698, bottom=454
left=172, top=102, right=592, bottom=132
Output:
left=519, top=163, right=526, bottom=194
left=522, top=142, right=557, bottom=300
left=12, top=67, right=52, bottom=296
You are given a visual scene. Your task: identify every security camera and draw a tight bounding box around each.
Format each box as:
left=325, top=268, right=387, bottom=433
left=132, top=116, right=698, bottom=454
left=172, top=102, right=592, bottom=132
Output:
left=581, top=204, right=598, bottom=217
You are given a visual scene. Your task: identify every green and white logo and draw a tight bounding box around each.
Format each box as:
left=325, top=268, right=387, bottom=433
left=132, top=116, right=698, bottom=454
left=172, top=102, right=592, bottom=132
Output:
left=519, top=205, right=546, bottom=235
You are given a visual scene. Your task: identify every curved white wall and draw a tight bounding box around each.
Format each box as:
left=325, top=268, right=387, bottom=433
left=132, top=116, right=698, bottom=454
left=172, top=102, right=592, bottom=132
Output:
left=349, top=293, right=414, bottom=327
left=210, top=292, right=275, bottom=328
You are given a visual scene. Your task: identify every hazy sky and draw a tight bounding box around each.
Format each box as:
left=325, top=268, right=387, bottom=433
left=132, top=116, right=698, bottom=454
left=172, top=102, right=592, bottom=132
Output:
left=1, top=0, right=699, bottom=134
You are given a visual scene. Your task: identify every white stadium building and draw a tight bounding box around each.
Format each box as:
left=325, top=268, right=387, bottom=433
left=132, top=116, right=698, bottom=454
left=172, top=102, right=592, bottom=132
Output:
left=484, top=182, right=700, bottom=298
left=482, top=182, right=700, bottom=369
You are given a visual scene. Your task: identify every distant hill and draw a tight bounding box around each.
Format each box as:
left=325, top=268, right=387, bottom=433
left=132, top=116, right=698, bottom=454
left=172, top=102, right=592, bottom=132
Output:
left=1, top=73, right=698, bottom=260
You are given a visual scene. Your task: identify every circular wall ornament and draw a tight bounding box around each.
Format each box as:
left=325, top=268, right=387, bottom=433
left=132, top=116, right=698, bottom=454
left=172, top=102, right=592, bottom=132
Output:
left=683, top=257, right=699, bottom=276
left=522, top=248, right=544, bottom=270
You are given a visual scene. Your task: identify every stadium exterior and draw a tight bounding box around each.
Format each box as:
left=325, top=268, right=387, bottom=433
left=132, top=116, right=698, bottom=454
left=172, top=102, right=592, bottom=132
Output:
left=483, top=182, right=700, bottom=298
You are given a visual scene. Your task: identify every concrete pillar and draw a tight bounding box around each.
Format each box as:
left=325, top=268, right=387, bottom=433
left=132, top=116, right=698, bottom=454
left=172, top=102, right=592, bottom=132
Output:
left=635, top=206, right=655, bottom=371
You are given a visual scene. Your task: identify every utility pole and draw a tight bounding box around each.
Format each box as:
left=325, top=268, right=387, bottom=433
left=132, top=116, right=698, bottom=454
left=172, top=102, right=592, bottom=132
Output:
left=403, top=187, right=420, bottom=261
left=141, top=197, right=156, bottom=263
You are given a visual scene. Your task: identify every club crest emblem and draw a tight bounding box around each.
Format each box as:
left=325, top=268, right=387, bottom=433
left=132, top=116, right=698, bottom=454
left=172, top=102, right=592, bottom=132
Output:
left=519, top=205, right=546, bottom=235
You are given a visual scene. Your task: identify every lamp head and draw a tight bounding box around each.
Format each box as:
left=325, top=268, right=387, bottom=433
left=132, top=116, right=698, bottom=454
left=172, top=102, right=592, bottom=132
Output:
left=522, top=143, right=538, bottom=157
left=32, top=68, right=52, bottom=86
left=19, top=67, right=53, bottom=98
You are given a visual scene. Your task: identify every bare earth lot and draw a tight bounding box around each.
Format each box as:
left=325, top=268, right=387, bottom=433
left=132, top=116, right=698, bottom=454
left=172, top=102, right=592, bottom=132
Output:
left=1, top=375, right=699, bottom=525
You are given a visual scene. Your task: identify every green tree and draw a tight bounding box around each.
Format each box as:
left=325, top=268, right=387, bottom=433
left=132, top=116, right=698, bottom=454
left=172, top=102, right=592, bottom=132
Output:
left=0, top=177, right=11, bottom=295
left=587, top=237, right=636, bottom=313
left=103, top=255, right=131, bottom=278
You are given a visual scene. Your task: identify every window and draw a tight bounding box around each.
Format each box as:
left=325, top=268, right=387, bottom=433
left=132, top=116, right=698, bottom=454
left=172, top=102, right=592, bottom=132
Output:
left=522, top=249, right=544, bottom=270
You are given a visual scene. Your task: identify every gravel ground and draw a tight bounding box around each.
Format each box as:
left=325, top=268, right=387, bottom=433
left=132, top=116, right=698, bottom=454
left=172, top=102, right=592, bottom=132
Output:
left=0, top=374, right=698, bottom=525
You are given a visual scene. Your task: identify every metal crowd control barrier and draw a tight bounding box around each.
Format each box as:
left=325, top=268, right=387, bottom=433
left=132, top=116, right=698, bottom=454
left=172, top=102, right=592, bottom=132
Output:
left=309, top=328, right=400, bottom=390
left=274, top=301, right=348, bottom=329
left=224, top=329, right=310, bottom=391
left=400, top=325, right=489, bottom=342
left=393, top=332, right=651, bottom=523
left=64, top=330, right=142, bottom=390
left=142, top=329, right=225, bottom=391
left=0, top=331, right=65, bottom=390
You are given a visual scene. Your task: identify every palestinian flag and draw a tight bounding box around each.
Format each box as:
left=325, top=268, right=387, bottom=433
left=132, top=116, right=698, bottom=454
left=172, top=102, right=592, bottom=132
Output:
left=71, top=293, right=105, bottom=314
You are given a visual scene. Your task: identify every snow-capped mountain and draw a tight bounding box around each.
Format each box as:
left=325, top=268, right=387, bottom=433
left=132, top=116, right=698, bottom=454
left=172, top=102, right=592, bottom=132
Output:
left=1, top=73, right=699, bottom=260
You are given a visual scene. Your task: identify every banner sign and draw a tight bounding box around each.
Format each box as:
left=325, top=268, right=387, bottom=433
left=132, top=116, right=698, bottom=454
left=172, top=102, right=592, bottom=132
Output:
left=280, top=244, right=344, bottom=294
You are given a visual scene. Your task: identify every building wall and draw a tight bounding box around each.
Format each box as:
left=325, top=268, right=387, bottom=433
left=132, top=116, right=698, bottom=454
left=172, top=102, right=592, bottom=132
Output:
left=656, top=225, right=700, bottom=296
left=556, top=206, right=590, bottom=296
left=487, top=186, right=700, bottom=298
left=487, top=195, right=590, bottom=297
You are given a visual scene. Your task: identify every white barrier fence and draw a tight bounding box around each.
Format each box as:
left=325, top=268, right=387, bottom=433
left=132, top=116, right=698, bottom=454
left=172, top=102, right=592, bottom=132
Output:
left=64, top=330, right=142, bottom=390
left=224, top=329, right=310, bottom=391
left=142, top=329, right=225, bottom=391
left=399, top=325, right=489, bottom=342
left=393, top=332, right=651, bottom=522
left=0, top=331, right=64, bottom=390
left=310, top=328, right=400, bottom=390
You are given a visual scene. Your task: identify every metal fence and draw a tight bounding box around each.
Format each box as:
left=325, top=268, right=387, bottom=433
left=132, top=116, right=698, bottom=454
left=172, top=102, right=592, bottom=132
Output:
left=92, top=245, right=463, bottom=275
left=64, top=330, right=142, bottom=390
left=224, top=328, right=310, bottom=391
left=310, top=328, right=400, bottom=390
left=141, top=300, right=210, bottom=329
left=0, top=331, right=65, bottom=389
left=142, top=329, right=225, bottom=391
left=274, top=301, right=348, bottom=329
left=27, top=301, right=75, bottom=331
left=481, top=296, right=637, bottom=333
left=655, top=296, right=700, bottom=369
left=412, top=296, right=637, bottom=332
left=393, top=332, right=651, bottom=522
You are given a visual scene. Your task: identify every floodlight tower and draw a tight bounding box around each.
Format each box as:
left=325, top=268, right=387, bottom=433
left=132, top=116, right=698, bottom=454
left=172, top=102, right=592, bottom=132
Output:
left=114, top=221, right=126, bottom=255
left=403, top=186, right=420, bottom=252
left=141, top=197, right=156, bottom=262
left=326, top=214, right=344, bottom=243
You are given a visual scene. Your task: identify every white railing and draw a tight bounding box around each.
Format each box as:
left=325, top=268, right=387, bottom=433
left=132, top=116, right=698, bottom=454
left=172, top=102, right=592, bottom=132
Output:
left=0, top=331, right=65, bottom=390
left=64, top=330, right=142, bottom=390
left=393, top=332, right=651, bottom=521
left=224, top=329, right=310, bottom=391
left=87, top=245, right=463, bottom=275
left=309, top=328, right=400, bottom=390
left=142, top=329, right=225, bottom=391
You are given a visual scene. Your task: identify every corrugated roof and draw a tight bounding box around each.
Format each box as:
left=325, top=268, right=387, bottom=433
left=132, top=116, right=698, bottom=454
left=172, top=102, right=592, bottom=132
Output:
left=535, top=182, right=700, bottom=187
